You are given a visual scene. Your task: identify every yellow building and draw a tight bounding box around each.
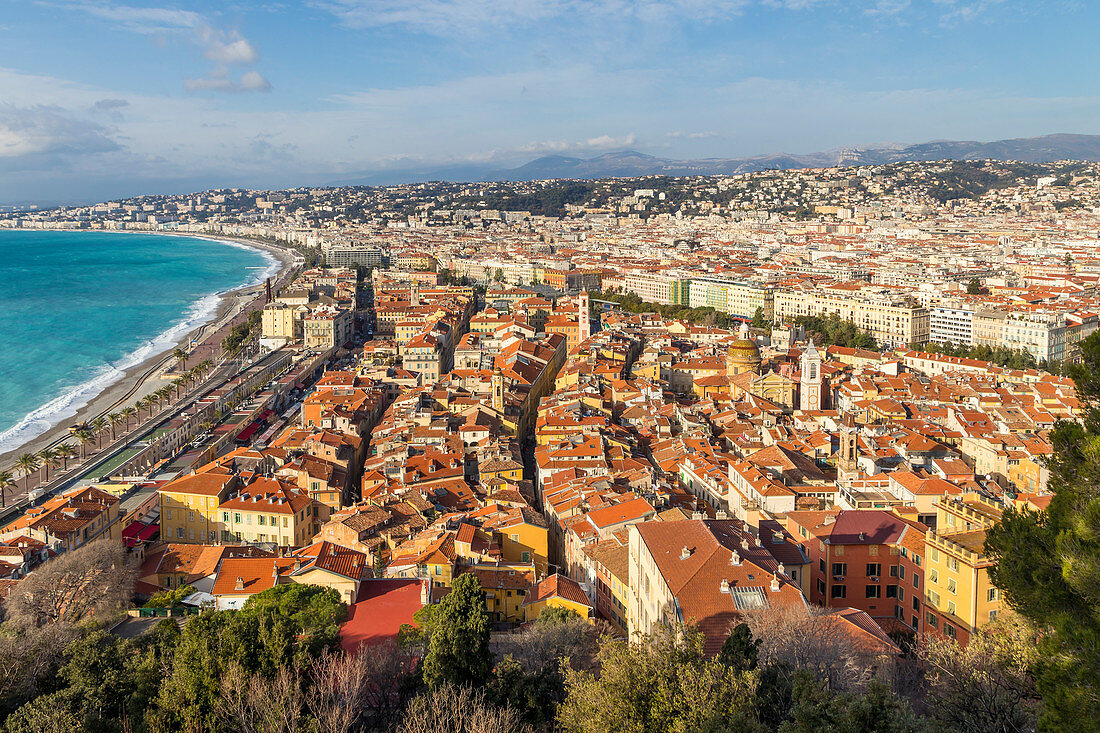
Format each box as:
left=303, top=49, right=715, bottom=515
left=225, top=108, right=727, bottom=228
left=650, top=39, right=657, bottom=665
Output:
left=470, top=565, right=536, bottom=623
left=260, top=302, right=299, bottom=347
left=159, top=471, right=236, bottom=544
left=925, top=493, right=1007, bottom=644
left=522, top=573, right=595, bottom=622
left=218, top=477, right=316, bottom=546
left=484, top=508, right=550, bottom=577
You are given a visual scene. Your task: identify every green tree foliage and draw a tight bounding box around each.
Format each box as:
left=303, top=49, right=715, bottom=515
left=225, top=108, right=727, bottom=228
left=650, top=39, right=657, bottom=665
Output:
left=556, top=625, right=763, bottom=733
left=751, top=306, right=769, bottom=329
left=794, top=312, right=877, bottom=350
left=985, top=329, right=1100, bottom=728
left=422, top=573, right=493, bottom=689
left=780, top=673, right=926, bottom=733
left=966, top=278, right=982, bottom=295
left=718, top=622, right=760, bottom=673
left=591, top=290, right=741, bottom=329
left=143, top=585, right=195, bottom=609
left=917, top=340, right=1039, bottom=370
left=152, top=584, right=345, bottom=731
left=917, top=617, right=1039, bottom=732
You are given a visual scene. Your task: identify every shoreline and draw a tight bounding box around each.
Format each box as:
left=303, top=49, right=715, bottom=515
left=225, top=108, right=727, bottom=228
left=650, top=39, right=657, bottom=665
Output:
left=0, top=230, right=298, bottom=468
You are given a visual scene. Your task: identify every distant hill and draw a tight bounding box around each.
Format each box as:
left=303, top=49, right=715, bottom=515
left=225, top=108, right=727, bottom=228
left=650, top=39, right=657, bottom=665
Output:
left=332, top=133, right=1100, bottom=186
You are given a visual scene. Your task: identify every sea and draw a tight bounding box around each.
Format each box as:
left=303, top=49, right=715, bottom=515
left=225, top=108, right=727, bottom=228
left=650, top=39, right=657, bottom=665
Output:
left=0, top=230, right=278, bottom=456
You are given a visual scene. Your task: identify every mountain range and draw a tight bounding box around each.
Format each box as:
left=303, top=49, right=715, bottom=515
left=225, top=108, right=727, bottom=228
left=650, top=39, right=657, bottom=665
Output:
left=334, top=133, right=1100, bottom=187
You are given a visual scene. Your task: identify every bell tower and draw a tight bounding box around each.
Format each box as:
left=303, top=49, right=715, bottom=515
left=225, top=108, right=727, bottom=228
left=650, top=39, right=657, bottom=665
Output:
left=800, top=341, right=822, bottom=412
left=492, top=368, right=505, bottom=412
left=838, top=412, right=859, bottom=486
left=578, top=291, right=591, bottom=344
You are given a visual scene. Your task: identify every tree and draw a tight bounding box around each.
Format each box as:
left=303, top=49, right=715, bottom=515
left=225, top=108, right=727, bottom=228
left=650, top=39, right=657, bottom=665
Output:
left=37, top=447, right=58, bottom=484
left=422, top=573, right=493, bottom=689
left=751, top=306, right=768, bottom=329
left=780, top=672, right=927, bottom=733
left=56, top=443, right=77, bottom=471
left=399, top=683, right=532, bottom=733
left=90, top=416, right=109, bottom=448
left=5, top=539, right=136, bottom=628
left=494, top=268, right=505, bottom=282
left=0, top=468, right=16, bottom=507
left=107, top=411, right=123, bottom=441
left=917, top=617, right=1039, bottom=732
left=719, top=622, right=760, bottom=673
left=967, top=278, right=982, bottom=295
left=173, top=347, right=189, bottom=371
left=985, top=333, right=1100, bottom=728
left=557, top=625, right=763, bottom=733
left=73, top=428, right=95, bottom=459
left=121, top=406, right=137, bottom=431
left=15, top=452, right=41, bottom=492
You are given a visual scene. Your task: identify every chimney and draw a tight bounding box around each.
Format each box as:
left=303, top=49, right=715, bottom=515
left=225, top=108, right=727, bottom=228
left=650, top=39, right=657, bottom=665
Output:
left=777, top=562, right=786, bottom=576
left=770, top=577, right=781, bottom=592
left=720, top=578, right=730, bottom=592
left=234, top=577, right=244, bottom=591
left=680, top=546, right=691, bottom=560
left=730, top=549, right=741, bottom=565
left=691, top=511, right=703, bottom=520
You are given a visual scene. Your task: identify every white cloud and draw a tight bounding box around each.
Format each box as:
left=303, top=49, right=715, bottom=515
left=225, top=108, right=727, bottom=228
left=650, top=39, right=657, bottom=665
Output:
left=0, top=104, right=118, bottom=166
left=58, top=2, right=269, bottom=93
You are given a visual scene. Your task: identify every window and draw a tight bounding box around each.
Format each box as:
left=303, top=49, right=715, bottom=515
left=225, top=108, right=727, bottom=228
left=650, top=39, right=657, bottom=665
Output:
left=913, top=597, right=920, bottom=612
left=947, top=601, right=957, bottom=615
left=234, top=513, right=242, bottom=523
left=521, top=551, right=530, bottom=563
left=930, top=568, right=939, bottom=583
left=188, top=511, right=194, bottom=522
left=283, top=518, right=289, bottom=528
left=926, top=611, right=938, bottom=628
left=889, top=565, right=898, bottom=577
left=510, top=533, right=519, bottom=542
left=987, top=588, right=998, bottom=602
left=945, top=624, right=956, bottom=639
left=866, top=585, right=881, bottom=599
left=434, top=566, right=442, bottom=576
left=930, top=548, right=939, bottom=562
left=899, top=565, right=906, bottom=580
left=270, top=516, right=277, bottom=526
left=222, top=512, right=230, bottom=523
left=832, top=562, right=847, bottom=577
left=930, top=591, right=941, bottom=606
left=914, top=555, right=921, bottom=567
left=886, top=584, right=898, bottom=599
left=913, top=575, right=919, bottom=589
left=176, top=527, right=184, bottom=538
left=166, top=509, right=173, bottom=521
left=258, top=515, right=265, bottom=526
left=989, top=610, right=999, bottom=621
left=947, top=557, right=959, bottom=572
left=831, top=585, right=847, bottom=599
left=866, top=563, right=881, bottom=577
left=819, top=558, right=826, bottom=572
left=817, top=579, right=826, bottom=595
left=947, top=579, right=957, bottom=594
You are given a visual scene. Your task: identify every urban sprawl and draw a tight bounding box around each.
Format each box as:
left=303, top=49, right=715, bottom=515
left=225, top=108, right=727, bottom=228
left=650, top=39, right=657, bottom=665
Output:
left=0, top=158, right=1096, bottom=730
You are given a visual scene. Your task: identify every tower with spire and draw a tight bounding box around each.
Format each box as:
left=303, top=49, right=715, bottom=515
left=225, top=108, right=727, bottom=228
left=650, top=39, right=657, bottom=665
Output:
left=799, top=340, right=822, bottom=412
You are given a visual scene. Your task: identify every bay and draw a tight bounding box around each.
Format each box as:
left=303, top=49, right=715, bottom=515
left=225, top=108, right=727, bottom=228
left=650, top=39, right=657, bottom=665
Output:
left=0, top=230, right=275, bottom=454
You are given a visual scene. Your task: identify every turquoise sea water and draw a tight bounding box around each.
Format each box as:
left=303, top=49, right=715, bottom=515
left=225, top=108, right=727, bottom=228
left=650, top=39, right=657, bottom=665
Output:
left=0, top=231, right=275, bottom=454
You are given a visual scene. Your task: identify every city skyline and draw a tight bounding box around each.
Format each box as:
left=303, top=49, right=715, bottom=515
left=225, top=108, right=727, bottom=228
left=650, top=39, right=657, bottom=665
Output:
left=3, top=0, right=1100, bottom=202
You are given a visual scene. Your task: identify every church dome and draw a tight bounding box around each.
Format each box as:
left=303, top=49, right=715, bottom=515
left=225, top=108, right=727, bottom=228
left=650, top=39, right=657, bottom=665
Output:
left=726, top=338, right=761, bottom=374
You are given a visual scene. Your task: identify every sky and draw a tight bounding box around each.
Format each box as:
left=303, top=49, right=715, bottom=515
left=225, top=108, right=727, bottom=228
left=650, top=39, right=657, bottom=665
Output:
left=0, top=0, right=1098, bottom=203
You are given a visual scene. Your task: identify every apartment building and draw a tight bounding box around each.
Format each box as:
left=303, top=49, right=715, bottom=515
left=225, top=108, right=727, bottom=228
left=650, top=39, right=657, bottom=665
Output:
left=774, top=287, right=929, bottom=347
left=689, top=277, right=774, bottom=321
left=621, top=272, right=691, bottom=306
left=929, top=302, right=975, bottom=345
left=925, top=494, right=1006, bottom=644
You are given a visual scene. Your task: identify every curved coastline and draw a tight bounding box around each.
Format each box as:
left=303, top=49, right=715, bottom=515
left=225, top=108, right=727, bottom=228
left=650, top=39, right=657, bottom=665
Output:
left=0, top=230, right=295, bottom=464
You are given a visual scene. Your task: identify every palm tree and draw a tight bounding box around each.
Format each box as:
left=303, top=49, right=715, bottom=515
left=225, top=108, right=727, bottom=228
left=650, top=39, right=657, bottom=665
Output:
left=136, top=397, right=152, bottom=420
left=91, top=416, right=109, bottom=448
left=173, top=347, right=189, bottom=372
left=56, top=444, right=77, bottom=470
left=37, top=447, right=58, bottom=484
left=157, top=386, right=173, bottom=407
left=172, top=378, right=186, bottom=400
left=107, top=412, right=123, bottom=441
left=15, top=452, right=40, bottom=492
left=147, top=393, right=162, bottom=415
left=0, top=470, right=15, bottom=508
left=121, top=406, right=137, bottom=431
left=74, top=429, right=95, bottom=459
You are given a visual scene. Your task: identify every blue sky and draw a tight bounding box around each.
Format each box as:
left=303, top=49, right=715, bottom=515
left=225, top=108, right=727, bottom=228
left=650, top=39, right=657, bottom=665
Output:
left=0, top=0, right=1097, bottom=202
